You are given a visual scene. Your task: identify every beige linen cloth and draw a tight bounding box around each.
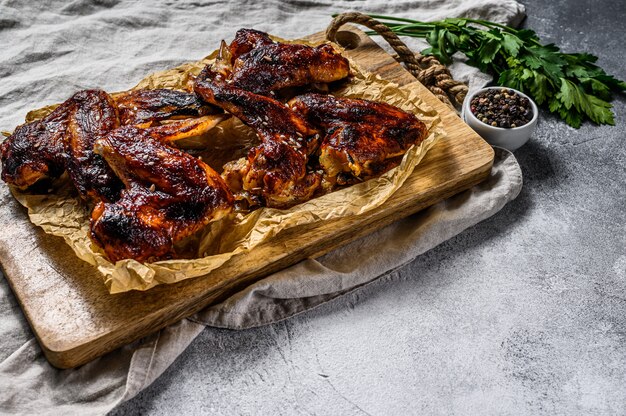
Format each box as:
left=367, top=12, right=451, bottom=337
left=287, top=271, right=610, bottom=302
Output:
left=0, top=0, right=525, bottom=414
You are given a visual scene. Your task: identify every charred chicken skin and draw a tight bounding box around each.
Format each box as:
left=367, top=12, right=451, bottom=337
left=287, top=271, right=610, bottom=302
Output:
left=289, top=93, right=428, bottom=188
left=226, top=29, right=350, bottom=95
left=194, top=65, right=322, bottom=208
left=90, top=126, right=233, bottom=262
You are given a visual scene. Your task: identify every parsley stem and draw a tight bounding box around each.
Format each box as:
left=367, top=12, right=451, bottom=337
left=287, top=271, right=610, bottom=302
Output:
left=366, top=14, right=544, bottom=47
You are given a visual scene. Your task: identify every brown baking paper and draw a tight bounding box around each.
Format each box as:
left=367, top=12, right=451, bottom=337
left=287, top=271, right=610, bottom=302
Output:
left=8, top=39, right=445, bottom=293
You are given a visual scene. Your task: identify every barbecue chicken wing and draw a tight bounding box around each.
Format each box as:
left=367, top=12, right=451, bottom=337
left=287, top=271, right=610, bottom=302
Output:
left=64, top=90, right=124, bottom=202
left=114, top=88, right=216, bottom=127
left=1, top=99, right=72, bottom=189
left=90, top=126, right=233, bottom=262
left=194, top=66, right=322, bottom=208
left=225, top=29, right=350, bottom=95
left=289, top=93, right=428, bottom=189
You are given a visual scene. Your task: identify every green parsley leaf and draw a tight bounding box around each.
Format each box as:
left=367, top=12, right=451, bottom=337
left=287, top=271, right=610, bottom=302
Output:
left=501, top=33, right=523, bottom=57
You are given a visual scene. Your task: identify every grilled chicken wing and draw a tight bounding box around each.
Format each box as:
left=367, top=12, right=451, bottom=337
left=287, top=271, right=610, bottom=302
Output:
left=114, top=88, right=216, bottom=127
left=0, top=100, right=71, bottom=189
left=90, top=126, right=233, bottom=262
left=194, top=66, right=322, bottom=208
left=144, top=115, right=229, bottom=143
left=63, top=90, right=124, bottom=202
left=226, top=29, right=350, bottom=95
left=289, top=93, right=428, bottom=189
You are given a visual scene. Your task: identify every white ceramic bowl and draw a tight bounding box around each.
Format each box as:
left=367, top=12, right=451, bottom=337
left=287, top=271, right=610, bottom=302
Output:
left=462, top=86, right=538, bottom=151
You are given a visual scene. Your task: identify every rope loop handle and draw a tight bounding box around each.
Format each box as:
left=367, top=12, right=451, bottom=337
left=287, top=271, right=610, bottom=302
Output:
left=326, top=12, right=468, bottom=109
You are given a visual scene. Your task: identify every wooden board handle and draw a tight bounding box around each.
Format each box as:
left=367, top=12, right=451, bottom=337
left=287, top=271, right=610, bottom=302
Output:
left=326, top=12, right=468, bottom=110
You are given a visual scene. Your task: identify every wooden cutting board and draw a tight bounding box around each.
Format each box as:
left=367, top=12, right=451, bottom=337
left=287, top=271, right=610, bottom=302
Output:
left=0, top=27, right=494, bottom=369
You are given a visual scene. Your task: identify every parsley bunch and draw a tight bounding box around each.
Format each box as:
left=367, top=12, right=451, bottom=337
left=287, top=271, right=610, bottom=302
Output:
left=363, top=14, right=625, bottom=128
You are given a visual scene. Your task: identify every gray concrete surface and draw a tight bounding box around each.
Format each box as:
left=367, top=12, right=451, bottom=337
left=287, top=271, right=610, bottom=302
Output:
left=108, top=0, right=626, bottom=414
left=0, top=0, right=621, bottom=414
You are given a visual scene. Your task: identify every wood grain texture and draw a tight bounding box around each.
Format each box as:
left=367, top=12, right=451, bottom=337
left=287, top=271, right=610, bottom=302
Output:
left=0, top=27, right=494, bottom=369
